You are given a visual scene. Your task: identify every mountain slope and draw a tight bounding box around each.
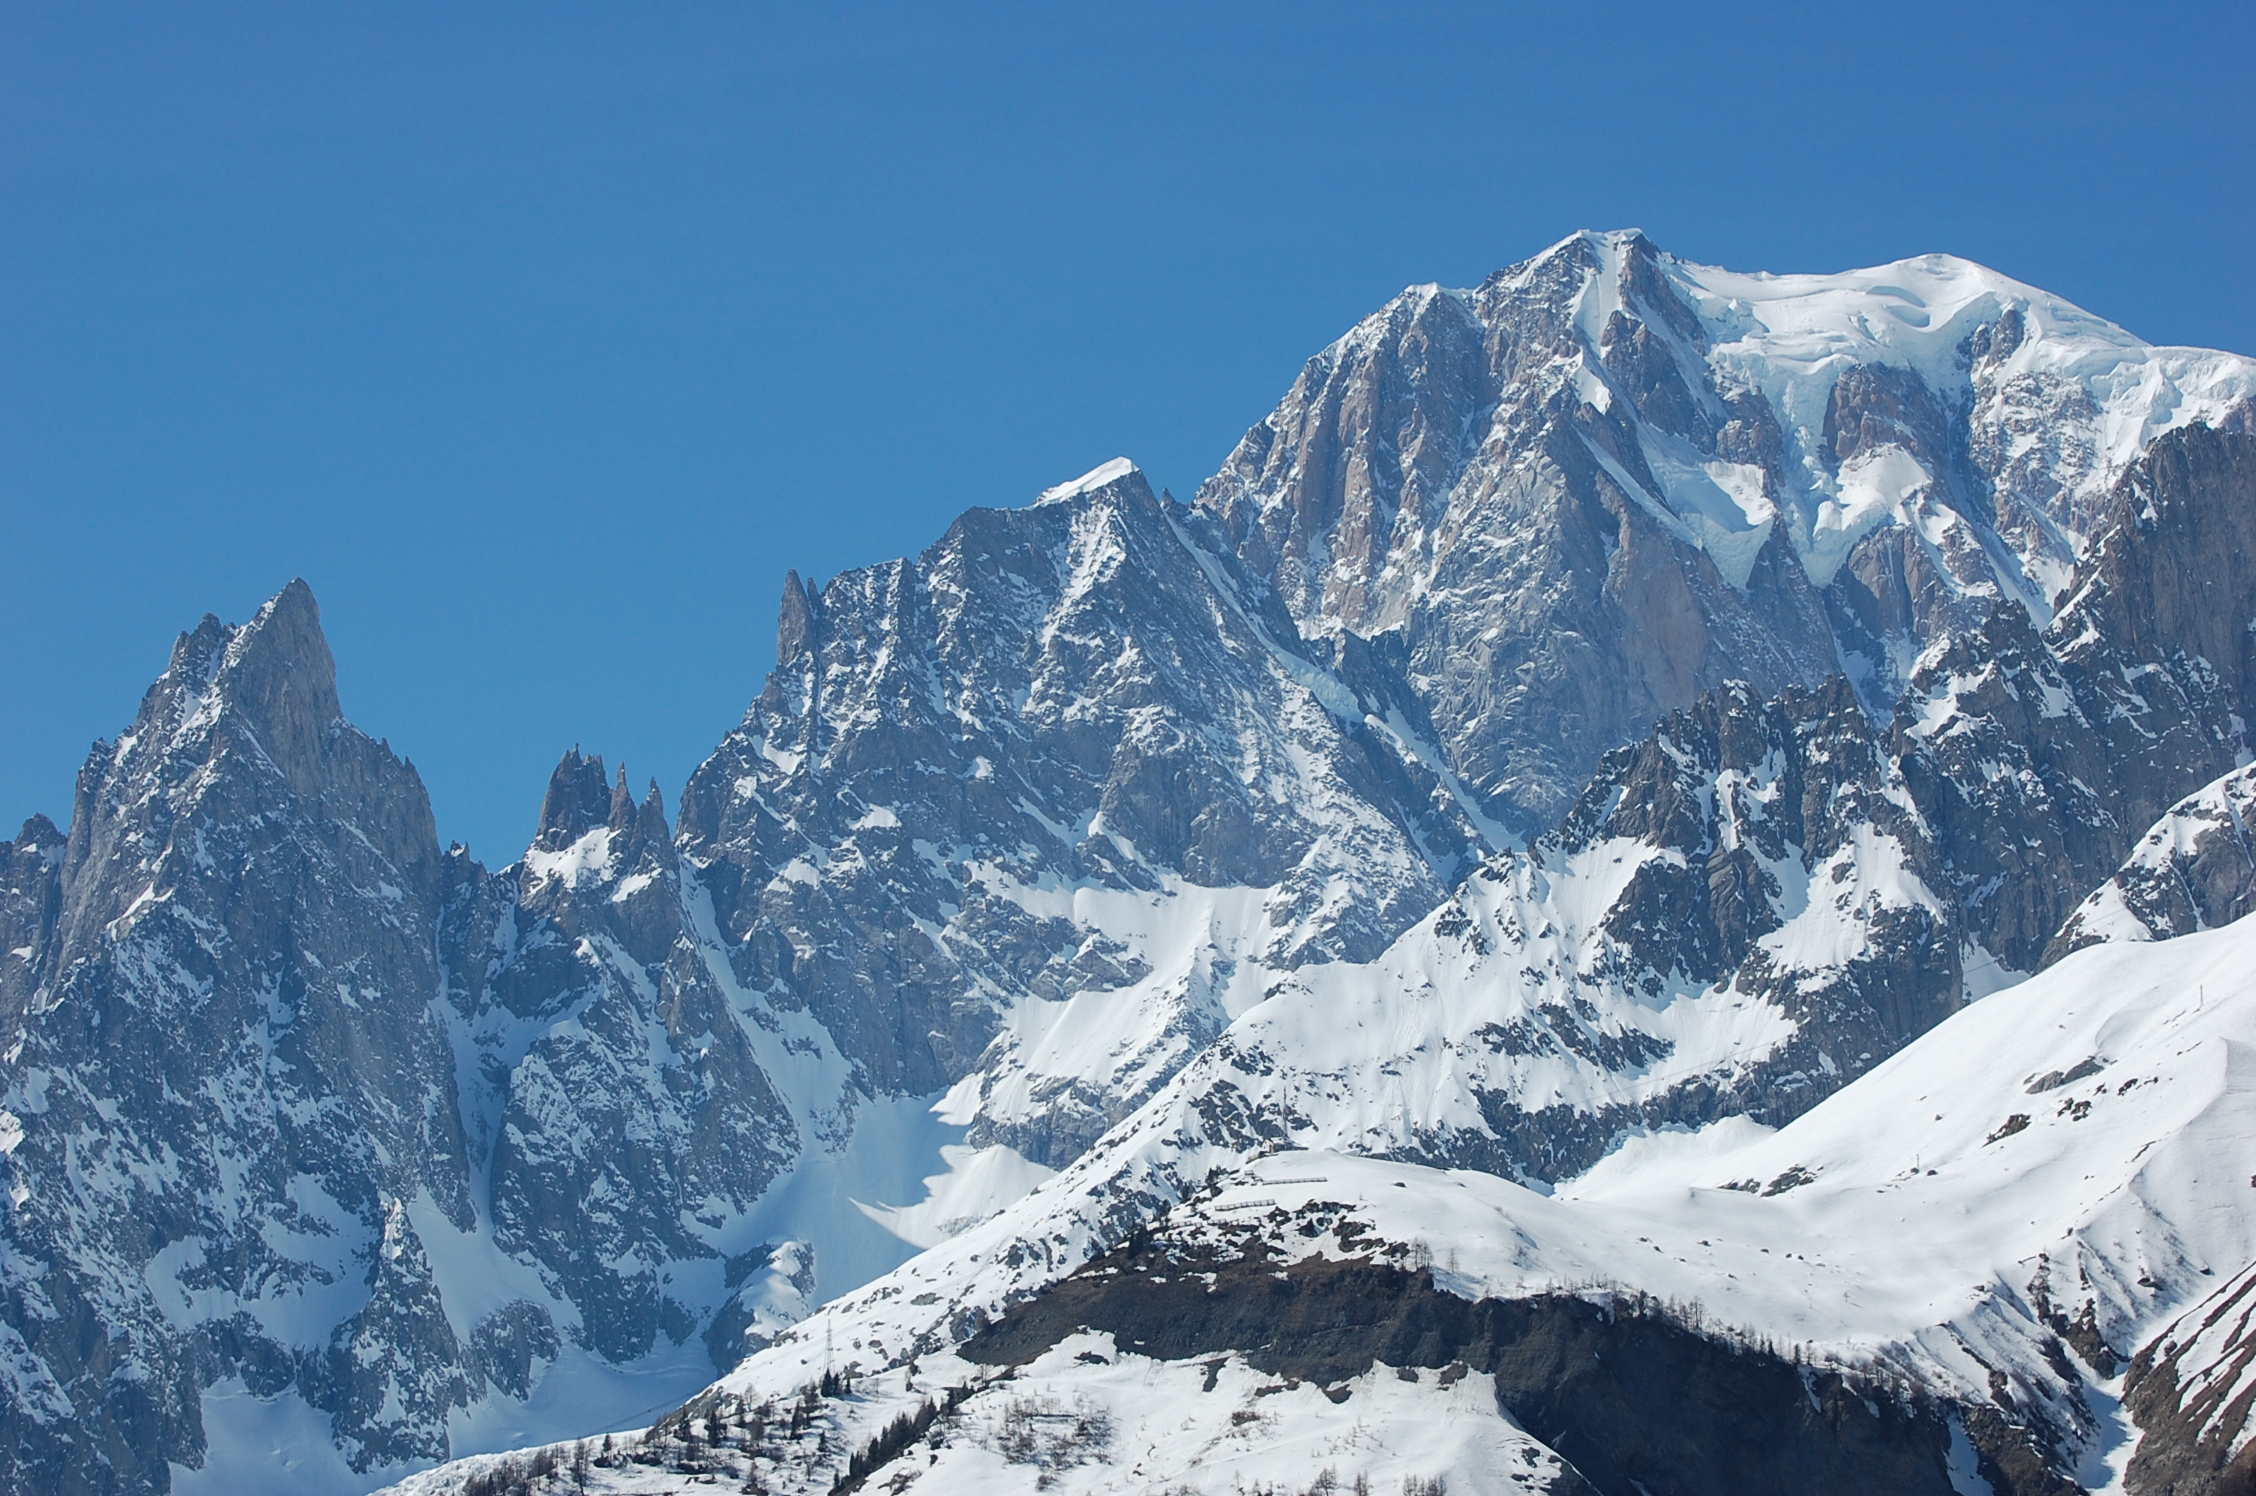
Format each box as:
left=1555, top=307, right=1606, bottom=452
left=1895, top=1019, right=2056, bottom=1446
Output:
left=672, top=460, right=1493, bottom=1176
left=0, top=463, right=1507, bottom=1495
left=1893, top=423, right=2256, bottom=971
left=454, top=875, right=2256, bottom=1496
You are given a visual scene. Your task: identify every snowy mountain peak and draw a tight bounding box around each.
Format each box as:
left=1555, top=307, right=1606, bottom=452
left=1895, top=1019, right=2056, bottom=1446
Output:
left=1034, top=456, right=1141, bottom=505
left=1198, top=233, right=2256, bottom=834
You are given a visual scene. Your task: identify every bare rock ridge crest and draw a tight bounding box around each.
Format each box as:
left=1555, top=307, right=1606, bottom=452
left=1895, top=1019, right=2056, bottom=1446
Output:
left=2, top=231, right=2255, bottom=1494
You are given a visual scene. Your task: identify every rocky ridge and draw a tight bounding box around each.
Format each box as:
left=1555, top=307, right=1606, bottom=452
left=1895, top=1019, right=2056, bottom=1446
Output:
left=672, top=462, right=1492, bottom=1172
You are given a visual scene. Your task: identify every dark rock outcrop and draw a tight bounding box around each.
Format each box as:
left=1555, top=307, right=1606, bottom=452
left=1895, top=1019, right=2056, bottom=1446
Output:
left=964, top=1232, right=2069, bottom=1496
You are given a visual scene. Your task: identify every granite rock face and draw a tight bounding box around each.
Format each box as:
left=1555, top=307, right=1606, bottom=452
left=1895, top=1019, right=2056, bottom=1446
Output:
left=1197, top=231, right=2256, bottom=835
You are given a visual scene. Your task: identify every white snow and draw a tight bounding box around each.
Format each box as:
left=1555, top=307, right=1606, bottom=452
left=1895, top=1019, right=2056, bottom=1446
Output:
left=1663, top=241, right=2256, bottom=590
left=1635, top=427, right=1777, bottom=590
left=1807, top=443, right=1934, bottom=581
left=520, top=828, right=617, bottom=890
left=173, top=1381, right=393, bottom=1496
left=1036, top=458, right=1140, bottom=506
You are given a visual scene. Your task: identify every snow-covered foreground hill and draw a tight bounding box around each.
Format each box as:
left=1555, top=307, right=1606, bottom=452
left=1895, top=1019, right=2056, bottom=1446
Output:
left=389, top=891, right=2256, bottom=1495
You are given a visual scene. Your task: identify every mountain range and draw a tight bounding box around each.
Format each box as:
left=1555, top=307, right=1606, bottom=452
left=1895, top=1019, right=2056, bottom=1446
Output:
left=6, top=229, right=2256, bottom=1496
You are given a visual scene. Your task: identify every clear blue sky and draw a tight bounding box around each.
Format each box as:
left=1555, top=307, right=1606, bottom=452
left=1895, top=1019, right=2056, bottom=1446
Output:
left=7, top=1, right=2252, bottom=863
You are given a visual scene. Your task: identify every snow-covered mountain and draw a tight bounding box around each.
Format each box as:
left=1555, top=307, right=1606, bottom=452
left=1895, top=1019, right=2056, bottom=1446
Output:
left=1199, top=230, right=2256, bottom=835
left=0, top=472, right=1494, bottom=1496
left=670, top=462, right=1490, bottom=1173
left=7, top=232, right=2256, bottom=1495
left=2049, top=762, right=2256, bottom=959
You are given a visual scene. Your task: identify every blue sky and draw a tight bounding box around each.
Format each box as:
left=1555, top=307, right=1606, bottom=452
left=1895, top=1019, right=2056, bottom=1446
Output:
left=6, top=1, right=2252, bottom=862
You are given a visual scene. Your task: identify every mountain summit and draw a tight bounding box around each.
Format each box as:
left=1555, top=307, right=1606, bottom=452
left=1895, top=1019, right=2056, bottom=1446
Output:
left=1200, top=228, right=2255, bottom=832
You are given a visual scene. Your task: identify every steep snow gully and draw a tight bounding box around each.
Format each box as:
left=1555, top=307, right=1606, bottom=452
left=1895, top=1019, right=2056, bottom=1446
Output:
left=8, top=231, right=2256, bottom=1496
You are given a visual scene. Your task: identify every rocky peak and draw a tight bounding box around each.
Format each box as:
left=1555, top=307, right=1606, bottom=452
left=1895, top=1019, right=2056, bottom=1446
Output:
left=534, top=752, right=671, bottom=859
left=516, top=748, right=681, bottom=977
left=535, top=748, right=616, bottom=849
left=123, top=578, right=346, bottom=807
left=215, top=578, right=343, bottom=786
left=1595, top=235, right=1720, bottom=448
left=0, top=581, right=486, bottom=1489
left=677, top=455, right=1486, bottom=1125
left=1196, top=231, right=1859, bottom=833
left=49, top=580, right=439, bottom=968
left=776, top=567, right=824, bottom=665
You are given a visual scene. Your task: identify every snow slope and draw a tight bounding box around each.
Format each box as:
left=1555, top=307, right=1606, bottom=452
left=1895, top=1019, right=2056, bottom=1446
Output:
left=1663, top=236, right=2256, bottom=592
left=386, top=850, right=2256, bottom=1495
